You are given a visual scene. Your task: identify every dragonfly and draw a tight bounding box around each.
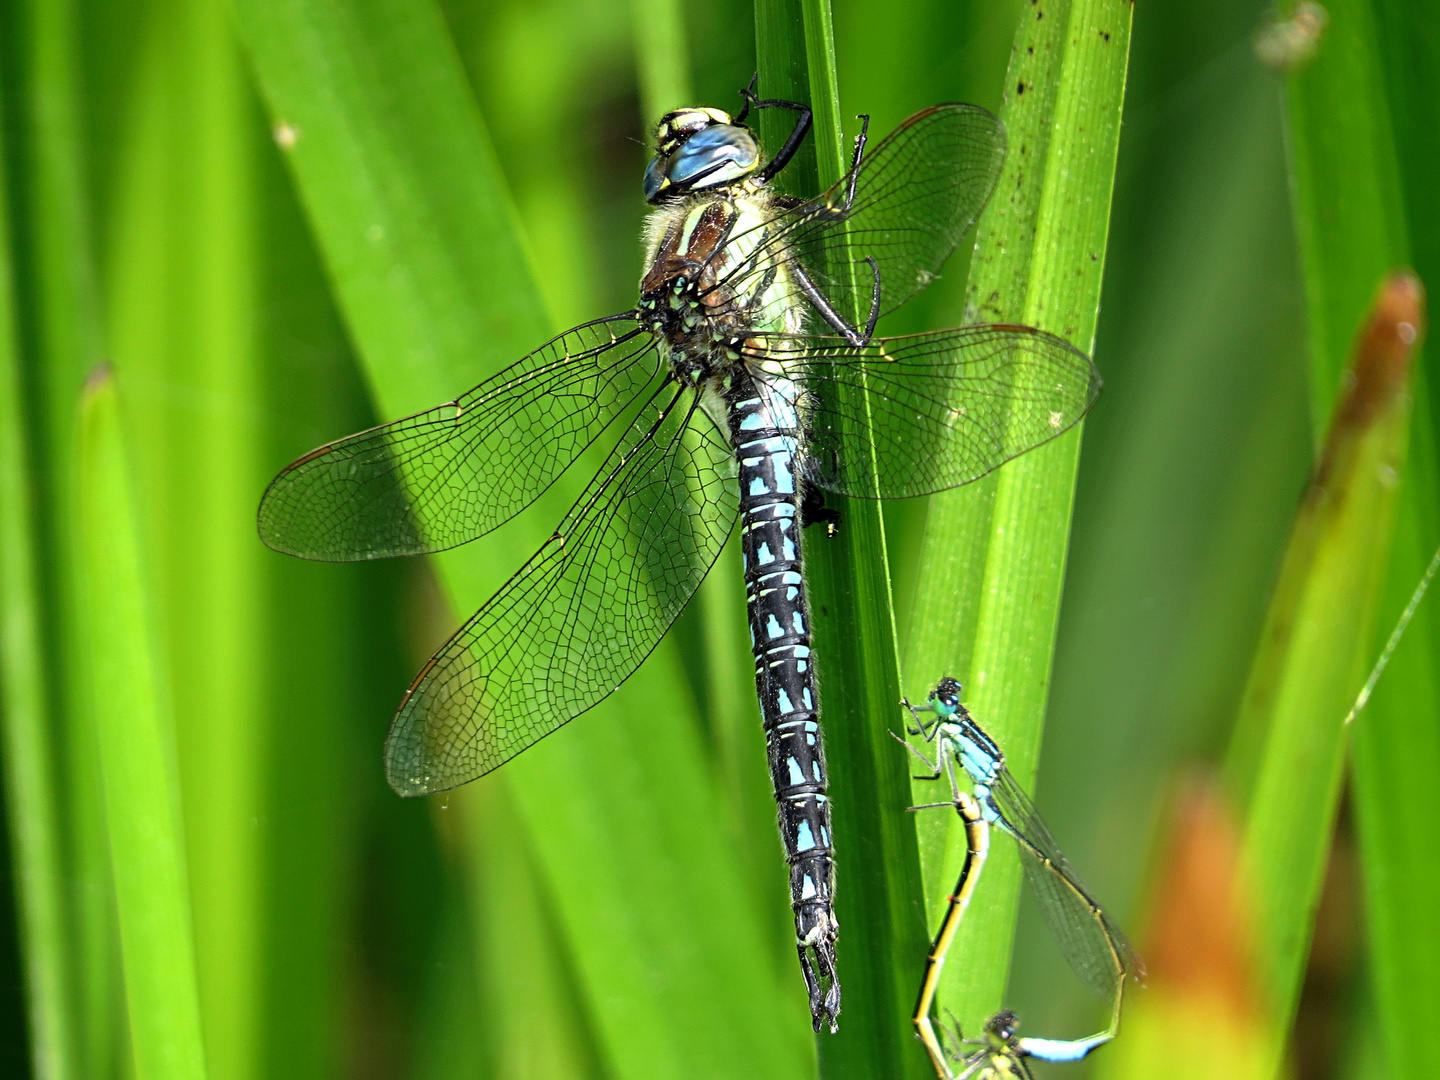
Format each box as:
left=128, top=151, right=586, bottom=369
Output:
left=901, top=677, right=1141, bottom=1064
left=257, top=80, right=1101, bottom=1033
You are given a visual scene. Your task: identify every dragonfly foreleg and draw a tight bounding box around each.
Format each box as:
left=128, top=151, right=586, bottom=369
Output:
left=839, top=114, right=870, bottom=212
left=740, top=84, right=813, bottom=183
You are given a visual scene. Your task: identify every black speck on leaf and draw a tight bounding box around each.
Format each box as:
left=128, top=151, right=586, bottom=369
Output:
left=1100, top=29, right=1111, bottom=41
left=1017, top=81, right=1026, bottom=95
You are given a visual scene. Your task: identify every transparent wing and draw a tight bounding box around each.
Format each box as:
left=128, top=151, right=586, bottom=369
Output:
left=384, top=384, right=738, bottom=795
left=257, top=314, right=660, bottom=561
left=711, top=104, right=1006, bottom=327
left=755, top=324, right=1099, bottom=499
left=988, top=768, right=1143, bottom=1002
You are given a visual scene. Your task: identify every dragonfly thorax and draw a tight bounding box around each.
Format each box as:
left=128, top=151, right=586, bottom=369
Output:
left=638, top=187, right=802, bottom=390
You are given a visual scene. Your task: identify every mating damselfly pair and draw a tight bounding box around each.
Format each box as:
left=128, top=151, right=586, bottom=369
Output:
left=258, top=79, right=1099, bottom=1031
left=901, top=679, right=1143, bottom=1078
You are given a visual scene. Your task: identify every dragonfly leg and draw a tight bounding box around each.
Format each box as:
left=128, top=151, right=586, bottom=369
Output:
left=860, top=256, right=881, bottom=344
left=734, top=72, right=760, bottom=122
left=789, top=259, right=872, bottom=346
left=838, top=114, right=871, bottom=211
left=739, top=83, right=813, bottom=183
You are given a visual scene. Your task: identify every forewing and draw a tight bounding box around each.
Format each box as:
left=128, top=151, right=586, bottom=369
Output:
left=257, top=314, right=661, bottom=561
left=989, top=769, right=1142, bottom=1002
left=384, top=385, right=738, bottom=794
left=714, top=104, right=1006, bottom=326
left=777, top=325, right=1099, bottom=498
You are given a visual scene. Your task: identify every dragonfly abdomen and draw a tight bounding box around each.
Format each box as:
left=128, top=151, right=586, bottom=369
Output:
left=727, top=368, right=839, bottom=1031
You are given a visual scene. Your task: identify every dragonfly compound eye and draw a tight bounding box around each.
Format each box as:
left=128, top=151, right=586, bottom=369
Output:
left=644, top=111, right=760, bottom=202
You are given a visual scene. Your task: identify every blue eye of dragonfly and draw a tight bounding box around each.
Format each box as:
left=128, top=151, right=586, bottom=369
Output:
left=259, top=79, right=1102, bottom=1034
left=645, top=122, right=761, bottom=202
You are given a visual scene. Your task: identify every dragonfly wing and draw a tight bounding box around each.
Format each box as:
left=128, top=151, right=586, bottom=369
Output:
left=990, top=769, right=1142, bottom=1001
left=779, top=325, right=1099, bottom=498
left=384, top=383, right=739, bottom=795
left=258, top=314, right=661, bottom=561
left=714, top=104, right=1005, bottom=326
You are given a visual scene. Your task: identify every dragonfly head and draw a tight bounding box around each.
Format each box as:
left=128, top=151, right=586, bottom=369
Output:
left=644, top=108, right=761, bottom=203
left=929, top=676, right=964, bottom=718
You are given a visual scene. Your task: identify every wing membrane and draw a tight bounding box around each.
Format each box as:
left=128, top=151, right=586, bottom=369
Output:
left=257, top=314, right=660, bottom=561
left=713, top=104, right=1006, bottom=328
left=384, top=385, right=738, bottom=794
left=989, top=769, right=1142, bottom=1002
left=757, top=324, right=1100, bottom=498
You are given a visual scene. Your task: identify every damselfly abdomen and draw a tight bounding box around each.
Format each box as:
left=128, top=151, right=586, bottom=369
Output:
left=258, top=83, right=1100, bottom=1032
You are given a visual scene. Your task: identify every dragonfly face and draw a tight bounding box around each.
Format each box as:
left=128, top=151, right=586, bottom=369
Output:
left=258, top=81, right=1104, bottom=1034
left=643, top=107, right=762, bottom=203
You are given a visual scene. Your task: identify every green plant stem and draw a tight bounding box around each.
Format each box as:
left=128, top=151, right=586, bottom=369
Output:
left=630, top=0, right=692, bottom=122
left=1281, top=0, right=1406, bottom=436
left=1269, top=2, right=1433, bottom=1074
left=103, top=7, right=267, bottom=1077
left=77, top=367, right=208, bottom=1080
left=902, top=0, right=1132, bottom=1035
left=0, top=97, right=75, bottom=1080
left=12, top=0, right=113, bottom=1070
left=754, top=3, right=929, bottom=1077
left=1224, top=274, right=1418, bottom=1076
left=1347, top=1, right=1440, bottom=1074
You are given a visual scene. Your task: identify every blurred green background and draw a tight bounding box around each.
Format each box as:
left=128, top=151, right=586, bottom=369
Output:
left=0, top=0, right=1433, bottom=1078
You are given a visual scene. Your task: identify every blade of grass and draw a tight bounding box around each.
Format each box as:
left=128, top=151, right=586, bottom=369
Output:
left=0, top=90, right=76, bottom=1080
left=102, top=6, right=266, bottom=1076
left=753, top=3, right=930, bottom=1076
left=1350, top=1, right=1440, bottom=1073
left=1265, top=5, right=1436, bottom=1074
left=1280, top=0, right=1406, bottom=436
left=630, top=0, right=691, bottom=122
left=76, top=365, right=208, bottom=1080
left=5, top=0, right=115, bottom=1071
left=901, top=0, right=1132, bottom=1036
left=1223, top=273, right=1421, bottom=1075
left=251, top=139, right=381, bottom=1080
left=1031, top=17, right=1312, bottom=1040
left=233, top=1, right=808, bottom=1074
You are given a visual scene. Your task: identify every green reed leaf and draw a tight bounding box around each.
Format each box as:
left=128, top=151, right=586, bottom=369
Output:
left=77, top=367, right=207, bottom=1080
left=901, top=0, right=1132, bottom=1038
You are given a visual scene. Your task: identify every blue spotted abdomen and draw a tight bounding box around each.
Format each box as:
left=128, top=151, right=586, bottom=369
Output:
left=726, top=367, right=839, bottom=1028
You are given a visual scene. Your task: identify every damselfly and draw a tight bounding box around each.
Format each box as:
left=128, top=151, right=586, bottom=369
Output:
left=258, top=82, right=1100, bottom=1031
left=950, top=1010, right=1114, bottom=1080
left=902, top=677, right=1140, bottom=1055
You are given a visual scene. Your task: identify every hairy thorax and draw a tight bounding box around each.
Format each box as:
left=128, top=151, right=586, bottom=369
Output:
left=636, top=181, right=804, bottom=393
